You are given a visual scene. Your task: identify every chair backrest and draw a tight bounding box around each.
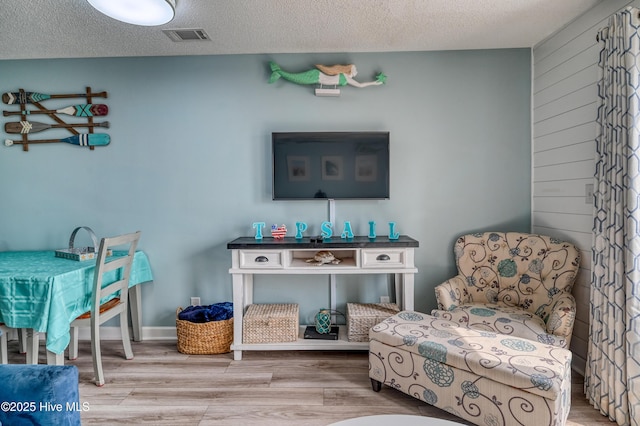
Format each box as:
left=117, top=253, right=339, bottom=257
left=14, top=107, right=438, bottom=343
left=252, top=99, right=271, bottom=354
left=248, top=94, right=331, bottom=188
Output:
left=453, top=232, right=580, bottom=316
left=91, top=231, right=141, bottom=317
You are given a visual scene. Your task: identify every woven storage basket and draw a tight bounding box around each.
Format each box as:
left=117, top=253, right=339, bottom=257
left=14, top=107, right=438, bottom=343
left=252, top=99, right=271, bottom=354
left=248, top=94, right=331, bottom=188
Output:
left=243, top=303, right=299, bottom=343
left=346, top=303, right=400, bottom=342
left=176, top=308, right=234, bottom=354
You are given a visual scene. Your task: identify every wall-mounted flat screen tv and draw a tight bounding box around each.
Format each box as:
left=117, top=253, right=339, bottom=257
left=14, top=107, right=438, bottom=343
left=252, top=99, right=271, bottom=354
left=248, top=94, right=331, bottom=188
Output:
left=272, top=131, right=390, bottom=200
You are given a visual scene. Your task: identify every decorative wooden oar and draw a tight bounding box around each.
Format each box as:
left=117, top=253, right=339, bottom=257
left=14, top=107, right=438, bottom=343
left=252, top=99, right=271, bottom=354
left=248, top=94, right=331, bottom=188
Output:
left=2, top=91, right=108, bottom=105
left=4, top=134, right=110, bottom=147
left=4, top=120, right=110, bottom=134
left=3, top=104, right=109, bottom=117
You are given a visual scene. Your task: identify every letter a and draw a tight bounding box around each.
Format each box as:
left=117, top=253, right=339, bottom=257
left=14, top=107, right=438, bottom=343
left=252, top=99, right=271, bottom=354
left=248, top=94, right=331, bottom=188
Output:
left=341, top=221, right=354, bottom=239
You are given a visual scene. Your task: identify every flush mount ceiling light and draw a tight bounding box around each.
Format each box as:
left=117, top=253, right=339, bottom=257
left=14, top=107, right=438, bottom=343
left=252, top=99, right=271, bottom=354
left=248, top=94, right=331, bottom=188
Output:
left=87, top=0, right=176, bottom=26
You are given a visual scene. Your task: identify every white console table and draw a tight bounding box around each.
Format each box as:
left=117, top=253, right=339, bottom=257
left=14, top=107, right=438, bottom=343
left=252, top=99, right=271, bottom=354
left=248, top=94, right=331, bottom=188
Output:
left=227, top=236, right=419, bottom=360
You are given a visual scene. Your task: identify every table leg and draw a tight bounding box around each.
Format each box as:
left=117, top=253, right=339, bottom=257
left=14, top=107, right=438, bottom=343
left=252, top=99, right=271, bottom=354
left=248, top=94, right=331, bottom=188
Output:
left=402, top=273, right=414, bottom=311
left=129, top=285, right=143, bottom=342
left=232, top=274, right=244, bottom=361
left=244, top=274, right=254, bottom=307
left=330, top=274, right=337, bottom=324
left=26, top=329, right=39, bottom=364
left=392, top=273, right=400, bottom=306
left=46, top=350, right=64, bottom=365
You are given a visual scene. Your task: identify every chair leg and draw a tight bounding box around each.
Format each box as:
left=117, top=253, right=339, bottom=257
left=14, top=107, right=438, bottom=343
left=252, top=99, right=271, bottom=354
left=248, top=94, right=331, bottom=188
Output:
left=120, top=312, right=134, bottom=360
left=129, top=286, right=143, bottom=342
left=18, top=328, right=27, bottom=354
left=90, top=320, right=105, bottom=386
left=69, top=326, right=79, bottom=360
left=0, top=330, right=8, bottom=364
left=371, top=378, right=382, bottom=392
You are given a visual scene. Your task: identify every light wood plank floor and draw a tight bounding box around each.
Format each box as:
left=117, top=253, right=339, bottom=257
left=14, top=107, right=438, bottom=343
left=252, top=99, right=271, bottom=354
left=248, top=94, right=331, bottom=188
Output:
left=7, top=340, right=613, bottom=425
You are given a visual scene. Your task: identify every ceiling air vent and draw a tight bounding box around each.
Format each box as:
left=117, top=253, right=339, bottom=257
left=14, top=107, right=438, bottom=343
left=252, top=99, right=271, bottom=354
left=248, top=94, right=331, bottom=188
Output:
left=163, top=29, right=210, bottom=42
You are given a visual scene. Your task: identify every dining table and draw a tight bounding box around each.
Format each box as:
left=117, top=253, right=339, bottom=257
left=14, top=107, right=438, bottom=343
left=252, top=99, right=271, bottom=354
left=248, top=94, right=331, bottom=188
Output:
left=0, top=250, right=153, bottom=364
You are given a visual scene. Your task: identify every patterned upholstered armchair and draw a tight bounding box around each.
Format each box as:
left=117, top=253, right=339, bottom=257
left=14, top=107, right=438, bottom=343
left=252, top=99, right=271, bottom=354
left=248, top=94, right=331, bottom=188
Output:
left=431, top=232, right=581, bottom=348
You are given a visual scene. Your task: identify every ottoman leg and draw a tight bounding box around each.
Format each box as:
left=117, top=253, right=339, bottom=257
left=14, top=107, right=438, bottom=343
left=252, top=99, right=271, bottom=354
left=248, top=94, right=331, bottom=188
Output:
left=370, top=378, right=382, bottom=392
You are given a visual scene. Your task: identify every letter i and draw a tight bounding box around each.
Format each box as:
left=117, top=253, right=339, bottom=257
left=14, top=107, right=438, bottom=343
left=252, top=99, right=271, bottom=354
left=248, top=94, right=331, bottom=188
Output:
left=368, top=221, right=376, bottom=239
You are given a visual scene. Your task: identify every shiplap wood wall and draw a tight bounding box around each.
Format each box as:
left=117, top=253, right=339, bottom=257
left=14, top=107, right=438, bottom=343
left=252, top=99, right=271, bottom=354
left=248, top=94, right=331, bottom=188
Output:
left=532, top=0, right=636, bottom=374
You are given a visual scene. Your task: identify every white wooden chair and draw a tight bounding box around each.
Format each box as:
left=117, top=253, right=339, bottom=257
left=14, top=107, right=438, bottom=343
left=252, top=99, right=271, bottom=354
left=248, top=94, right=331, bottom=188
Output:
left=68, top=231, right=141, bottom=386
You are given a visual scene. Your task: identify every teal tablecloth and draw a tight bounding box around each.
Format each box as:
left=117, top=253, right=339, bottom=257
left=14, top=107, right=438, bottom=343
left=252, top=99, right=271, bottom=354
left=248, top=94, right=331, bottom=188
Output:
left=0, top=250, right=153, bottom=354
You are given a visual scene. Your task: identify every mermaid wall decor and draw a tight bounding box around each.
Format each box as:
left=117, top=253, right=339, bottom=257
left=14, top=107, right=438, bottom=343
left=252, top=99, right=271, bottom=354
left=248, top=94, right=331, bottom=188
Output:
left=268, top=62, right=386, bottom=96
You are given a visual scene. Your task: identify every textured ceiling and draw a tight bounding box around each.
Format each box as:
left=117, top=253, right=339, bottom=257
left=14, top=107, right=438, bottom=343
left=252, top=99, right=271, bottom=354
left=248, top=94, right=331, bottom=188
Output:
left=0, top=0, right=604, bottom=60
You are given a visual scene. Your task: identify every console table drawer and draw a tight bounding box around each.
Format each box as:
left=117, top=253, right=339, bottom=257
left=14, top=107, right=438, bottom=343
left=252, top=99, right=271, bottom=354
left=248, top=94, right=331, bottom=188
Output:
left=361, top=249, right=406, bottom=268
left=239, top=251, right=283, bottom=269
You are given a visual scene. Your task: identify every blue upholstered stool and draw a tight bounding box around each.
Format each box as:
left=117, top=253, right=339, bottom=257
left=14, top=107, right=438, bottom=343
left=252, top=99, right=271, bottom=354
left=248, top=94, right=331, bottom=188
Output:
left=0, top=364, right=81, bottom=426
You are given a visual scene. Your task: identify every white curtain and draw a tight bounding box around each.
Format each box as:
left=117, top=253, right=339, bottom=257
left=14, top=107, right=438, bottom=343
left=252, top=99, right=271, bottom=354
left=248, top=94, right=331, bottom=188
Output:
left=585, top=7, right=640, bottom=426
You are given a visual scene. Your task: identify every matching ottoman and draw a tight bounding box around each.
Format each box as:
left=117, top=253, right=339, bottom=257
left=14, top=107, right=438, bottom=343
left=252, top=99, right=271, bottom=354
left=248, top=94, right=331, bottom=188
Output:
left=369, top=311, right=572, bottom=426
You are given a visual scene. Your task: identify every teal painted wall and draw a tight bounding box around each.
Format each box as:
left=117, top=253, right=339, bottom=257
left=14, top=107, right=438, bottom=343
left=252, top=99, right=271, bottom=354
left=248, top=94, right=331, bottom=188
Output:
left=0, top=50, right=531, bottom=326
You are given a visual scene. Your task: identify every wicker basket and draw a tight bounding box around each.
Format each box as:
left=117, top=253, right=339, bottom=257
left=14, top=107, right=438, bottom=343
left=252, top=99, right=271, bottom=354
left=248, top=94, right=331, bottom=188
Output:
left=243, top=303, right=299, bottom=343
left=346, top=303, right=399, bottom=342
left=176, top=308, right=234, bottom=355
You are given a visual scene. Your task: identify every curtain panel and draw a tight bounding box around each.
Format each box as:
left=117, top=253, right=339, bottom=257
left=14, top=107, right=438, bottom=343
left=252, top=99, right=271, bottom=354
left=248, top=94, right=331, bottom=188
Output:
left=586, top=6, right=640, bottom=426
